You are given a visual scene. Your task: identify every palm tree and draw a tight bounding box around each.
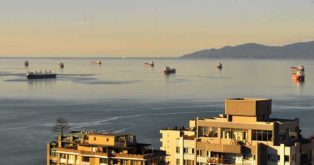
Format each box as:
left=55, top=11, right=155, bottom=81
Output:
left=52, top=117, right=70, bottom=137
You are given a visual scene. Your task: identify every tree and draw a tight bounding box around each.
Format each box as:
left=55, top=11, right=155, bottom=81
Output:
left=52, top=117, right=70, bottom=137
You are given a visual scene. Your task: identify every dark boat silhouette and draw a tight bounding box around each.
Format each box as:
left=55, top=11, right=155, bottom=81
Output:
left=24, top=60, right=29, bottom=67
left=91, top=60, right=102, bottom=64
left=291, top=65, right=305, bottom=82
left=58, top=62, right=64, bottom=68
left=26, top=71, right=56, bottom=79
left=217, top=62, right=222, bottom=69
left=164, top=66, right=176, bottom=75
left=144, top=61, right=154, bottom=67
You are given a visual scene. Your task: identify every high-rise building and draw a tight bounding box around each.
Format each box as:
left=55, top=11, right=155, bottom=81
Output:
left=47, top=131, right=166, bottom=165
left=160, top=98, right=314, bottom=165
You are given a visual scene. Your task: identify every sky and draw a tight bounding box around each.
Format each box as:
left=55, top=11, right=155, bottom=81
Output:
left=0, top=0, right=314, bottom=57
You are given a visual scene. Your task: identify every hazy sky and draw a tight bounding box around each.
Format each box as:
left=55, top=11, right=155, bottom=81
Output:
left=1, top=0, right=314, bottom=57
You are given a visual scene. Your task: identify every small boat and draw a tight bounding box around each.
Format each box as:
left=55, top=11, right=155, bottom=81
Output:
left=292, top=70, right=305, bottom=81
left=91, top=60, right=102, bottom=64
left=164, top=66, right=176, bottom=75
left=144, top=61, right=154, bottom=67
left=217, top=62, right=222, bottom=69
left=58, top=62, right=64, bottom=68
left=291, top=65, right=305, bottom=81
left=290, top=65, right=305, bottom=72
left=24, top=60, right=29, bottom=67
left=26, top=71, right=57, bottom=79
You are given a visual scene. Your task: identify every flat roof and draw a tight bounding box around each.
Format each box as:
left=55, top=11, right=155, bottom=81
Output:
left=79, top=142, right=151, bottom=149
left=226, top=98, right=271, bottom=101
left=89, top=132, right=133, bottom=137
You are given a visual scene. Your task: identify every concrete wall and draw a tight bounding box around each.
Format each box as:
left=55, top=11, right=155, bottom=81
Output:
left=225, top=98, right=271, bottom=117
left=88, top=134, right=115, bottom=146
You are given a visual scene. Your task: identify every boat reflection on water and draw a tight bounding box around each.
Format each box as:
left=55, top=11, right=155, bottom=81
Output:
left=292, top=78, right=305, bottom=95
left=27, top=78, right=56, bottom=88
left=164, top=70, right=176, bottom=83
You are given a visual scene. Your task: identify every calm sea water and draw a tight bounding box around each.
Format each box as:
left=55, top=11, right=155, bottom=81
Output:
left=0, top=58, right=314, bottom=165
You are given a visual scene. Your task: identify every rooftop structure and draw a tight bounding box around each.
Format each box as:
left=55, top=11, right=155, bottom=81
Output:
left=160, top=98, right=314, bottom=165
left=47, top=131, right=166, bottom=165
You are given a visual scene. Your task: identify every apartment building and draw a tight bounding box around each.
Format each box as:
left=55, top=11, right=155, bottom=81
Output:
left=160, top=98, right=314, bottom=165
left=47, top=131, right=166, bottom=165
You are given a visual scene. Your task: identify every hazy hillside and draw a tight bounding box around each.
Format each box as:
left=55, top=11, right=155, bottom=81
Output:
left=181, top=41, right=314, bottom=59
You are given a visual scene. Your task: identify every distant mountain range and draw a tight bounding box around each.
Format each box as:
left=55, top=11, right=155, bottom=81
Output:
left=181, top=41, right=314, bottom=59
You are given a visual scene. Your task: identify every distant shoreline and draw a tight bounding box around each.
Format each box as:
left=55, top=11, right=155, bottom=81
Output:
left=181, top=41, right=314, bottom=59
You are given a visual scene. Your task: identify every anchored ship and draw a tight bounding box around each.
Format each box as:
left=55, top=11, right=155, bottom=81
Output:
left=164, top=66, right=176, bottom=75
left=290, top=65, right=305, bottom=81
left=91, top=60, right=102, bottom=64
left=26, top=71, right=56, bottom=79
left=24, top=60, right=29, bottom=67
left=217, top=62, right=222, bottom=69
left=144, top=61, right=154, bottom=67
left=58, top=62, right=64, bottom=68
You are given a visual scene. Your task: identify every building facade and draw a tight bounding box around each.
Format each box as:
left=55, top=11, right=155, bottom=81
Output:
left=47, top=132, right=166, bottom=165
left=160, top=98, right=314, bottom=165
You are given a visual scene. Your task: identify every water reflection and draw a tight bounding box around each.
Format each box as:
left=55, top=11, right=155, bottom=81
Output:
left=164, top=73, right=176, bottom=83
left=216, top=68, right=222, bottom=77
left=28, top=79, right=56, bottom=88
left=292, top=79, right=305, bottom=95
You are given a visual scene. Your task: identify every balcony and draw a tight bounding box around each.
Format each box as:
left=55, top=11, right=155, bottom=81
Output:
left=114, top=151, right=165, bottom=160
left=197, top=142, right=242, bottom=154
left=57, top=147, right=108, bottom=157
left=81, top=162, right=90, bottom=165
left=68, top=159, right=75, bottom=164
left=208, top=157, right=223, bottom=164
left=60, top=158, right=67, bottom=164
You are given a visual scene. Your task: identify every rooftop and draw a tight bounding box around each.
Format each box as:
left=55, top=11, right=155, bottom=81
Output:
left=227, top=98, right=271, bottom=101
left=88, top=132, right=132, bottom=137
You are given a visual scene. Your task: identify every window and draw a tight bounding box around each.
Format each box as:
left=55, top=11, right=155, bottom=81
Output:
left=198, top=126, right=218, bottom=137
left=183, top=148, right=188, bottom=154
left=176, top=147, right=180, bottom=153
left=106, top=138, right=109, bottom=142
left=288, top=128, right=298, bottom=139
left=284, top=155, right=289, bottom=162
left=94, top=137, right=96, bottom=141
left=100, top=158, right=108, bottom=163
left=82, top=157, right=90, bottom=162
left=209, top=127, right=218, bottom=137
left=221, top=128, right=233, bottom=139
left=176, top=159, right=180, bottom=165
left=121, top=160, right=128, bottom=165
left=268, top=154, right=279, bottom=162
left=197, top=150, right=204, bottom=156
left=252, top=130, right=272, bottom=141
left=183, top=160, right=194, bottom=165
left=60, top=154, right=66, bottom=159
left=68, top=155, right=75, bottom=161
